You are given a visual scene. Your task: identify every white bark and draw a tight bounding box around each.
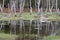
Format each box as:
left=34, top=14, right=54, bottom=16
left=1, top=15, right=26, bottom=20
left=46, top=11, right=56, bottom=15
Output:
left=19, top=0, right=25, bottom=14
left=56, top=0, right=58, bottom=10
left=37, top=0, right=41, bottom=15
left=3, top=0, right=4, bottom=8
left=30, top=0, right=32, bottom=15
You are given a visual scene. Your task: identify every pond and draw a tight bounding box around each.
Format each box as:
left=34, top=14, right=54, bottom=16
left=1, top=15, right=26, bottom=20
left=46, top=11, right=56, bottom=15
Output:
left=0, top=20, right=60, bottom=40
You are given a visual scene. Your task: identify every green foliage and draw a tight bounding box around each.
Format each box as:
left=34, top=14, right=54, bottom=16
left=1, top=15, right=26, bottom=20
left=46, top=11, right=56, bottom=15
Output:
left=0, top=12, right=60, bottom=21
left=44, top=36, right=60, bottom=40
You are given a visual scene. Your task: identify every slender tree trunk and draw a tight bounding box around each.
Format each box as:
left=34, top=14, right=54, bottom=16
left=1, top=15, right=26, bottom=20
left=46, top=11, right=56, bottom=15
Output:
left=46, top=0, right=49, bottom=9
left=56, top=0, right=58, bottom=10
left=30, top=0, right=32, bottom=15
left=3, top=0, right=4, bottom=8
left=19, top=0, right=25, bottom=14
left=37, top=0, right=41, bottom=15
left=49, top=0, right=50, bottom=10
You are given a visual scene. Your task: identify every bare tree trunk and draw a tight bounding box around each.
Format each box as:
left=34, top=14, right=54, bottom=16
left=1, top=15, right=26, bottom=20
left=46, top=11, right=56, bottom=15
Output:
left=3, top=0, right=4, bottom=8
left=56, top=0, right=58, bottom=10
left=22, top=0, right=25, bottom=12
left=30, top=0, right=32, bottom=15
left=46, top=0, right=49, bottom=9
left=51, top=0, right=55, bottom=9
left=37, top=0, right=41, bottom=15
left=49, top=0, right=50, bottom=10
left=19, top=0, right=25, bottom=14
left=15, top=0, right=18, bottom=8
left=35, top=0, right=36, bottom=8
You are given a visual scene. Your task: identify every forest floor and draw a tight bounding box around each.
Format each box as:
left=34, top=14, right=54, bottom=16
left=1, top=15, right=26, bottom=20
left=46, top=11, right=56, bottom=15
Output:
left=0, top=12, right=60, bottom=21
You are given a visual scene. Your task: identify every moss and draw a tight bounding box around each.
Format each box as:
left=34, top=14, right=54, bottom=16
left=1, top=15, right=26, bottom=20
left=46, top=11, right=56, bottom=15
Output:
left=0, top=12, right=60, bottom=21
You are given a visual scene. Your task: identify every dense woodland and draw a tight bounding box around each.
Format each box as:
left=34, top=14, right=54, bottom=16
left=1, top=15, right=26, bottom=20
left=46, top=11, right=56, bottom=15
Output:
left=0, top=0, right=60, bottom=8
